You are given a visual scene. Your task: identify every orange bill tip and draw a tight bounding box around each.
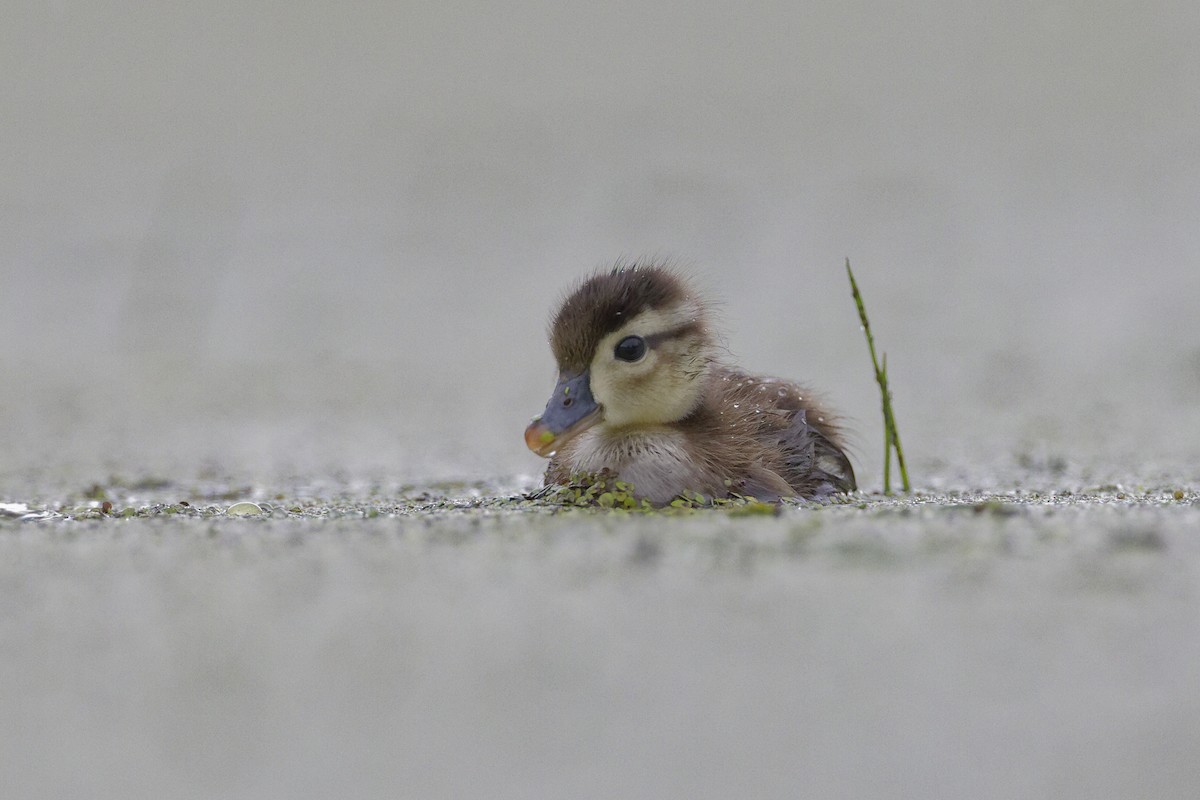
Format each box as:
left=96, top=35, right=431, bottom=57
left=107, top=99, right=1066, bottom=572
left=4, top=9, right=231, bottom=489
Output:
left=524, top=419, right=556, bottom=455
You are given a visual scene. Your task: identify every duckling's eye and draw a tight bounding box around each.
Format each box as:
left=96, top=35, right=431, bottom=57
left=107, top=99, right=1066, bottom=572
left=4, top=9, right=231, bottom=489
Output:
left=614, top=335, right=647, bottom=362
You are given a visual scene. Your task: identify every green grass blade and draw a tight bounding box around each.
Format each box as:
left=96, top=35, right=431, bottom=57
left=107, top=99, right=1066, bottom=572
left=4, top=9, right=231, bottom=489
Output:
left=881, top=354, right=892, bottom=493
left=846, top=259, right=910, bottom=494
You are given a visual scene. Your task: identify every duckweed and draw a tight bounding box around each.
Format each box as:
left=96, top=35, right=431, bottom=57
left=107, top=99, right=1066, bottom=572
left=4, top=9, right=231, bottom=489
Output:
left=541, top=473, right=779, bottom=515
left=3, top=477, right=1194, bottom=525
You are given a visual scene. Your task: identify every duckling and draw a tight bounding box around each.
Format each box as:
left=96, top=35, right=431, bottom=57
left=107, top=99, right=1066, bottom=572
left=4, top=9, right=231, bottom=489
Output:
left=524, top=264, right=856, bottom=504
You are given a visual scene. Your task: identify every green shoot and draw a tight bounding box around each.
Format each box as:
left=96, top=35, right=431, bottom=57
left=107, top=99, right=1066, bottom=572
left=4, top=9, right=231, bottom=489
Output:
left=846, top=259, right=910, bottom=494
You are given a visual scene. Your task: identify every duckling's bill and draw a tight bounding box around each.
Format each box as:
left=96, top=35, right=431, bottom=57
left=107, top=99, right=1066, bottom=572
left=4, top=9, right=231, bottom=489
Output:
left=524, top=370, right=602, bottom=457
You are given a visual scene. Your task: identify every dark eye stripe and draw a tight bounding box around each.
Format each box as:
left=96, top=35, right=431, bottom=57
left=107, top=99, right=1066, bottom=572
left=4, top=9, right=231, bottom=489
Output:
left=642, top=320, right=703, bottom=349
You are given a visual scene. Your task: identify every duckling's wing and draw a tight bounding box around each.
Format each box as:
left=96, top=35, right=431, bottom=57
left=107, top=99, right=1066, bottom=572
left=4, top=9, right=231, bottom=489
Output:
left=715, top=369, right=856, bottom=498
left=773, top=407, right=857, bottom=497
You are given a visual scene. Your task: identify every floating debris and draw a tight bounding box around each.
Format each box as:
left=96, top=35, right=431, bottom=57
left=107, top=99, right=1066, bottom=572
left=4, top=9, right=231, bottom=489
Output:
left=1, top=502, right=60, bottom=522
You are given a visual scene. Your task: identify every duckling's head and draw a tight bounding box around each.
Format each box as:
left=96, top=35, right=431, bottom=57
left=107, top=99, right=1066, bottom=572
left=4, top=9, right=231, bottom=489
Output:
left=525, top=264, right=714, bottom=457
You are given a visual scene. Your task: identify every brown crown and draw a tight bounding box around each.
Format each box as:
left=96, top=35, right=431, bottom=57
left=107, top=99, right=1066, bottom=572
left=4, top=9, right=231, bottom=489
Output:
left=549, top=264, right=692, bottom=373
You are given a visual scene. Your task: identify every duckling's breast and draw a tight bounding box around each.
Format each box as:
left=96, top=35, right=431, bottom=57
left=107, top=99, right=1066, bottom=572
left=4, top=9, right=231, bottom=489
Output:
left=567, top=428, right=712, bottom=505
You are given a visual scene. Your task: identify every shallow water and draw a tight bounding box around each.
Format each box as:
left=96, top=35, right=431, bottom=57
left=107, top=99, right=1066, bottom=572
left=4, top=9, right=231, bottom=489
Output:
left=2, top=486, right=1199, bottom=799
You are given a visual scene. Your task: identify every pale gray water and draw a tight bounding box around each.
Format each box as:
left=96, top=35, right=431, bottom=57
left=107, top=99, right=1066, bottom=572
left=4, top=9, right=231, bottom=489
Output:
left=3, top=2, right=1200, bottom=798
left=3, top=494, right=1200, bottom=799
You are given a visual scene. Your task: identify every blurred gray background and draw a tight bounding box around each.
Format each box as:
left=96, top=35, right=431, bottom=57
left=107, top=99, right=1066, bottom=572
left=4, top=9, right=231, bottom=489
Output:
left=4, top=6, right=1200, bottom=800
left=3, top=1, right=1199, bottom=488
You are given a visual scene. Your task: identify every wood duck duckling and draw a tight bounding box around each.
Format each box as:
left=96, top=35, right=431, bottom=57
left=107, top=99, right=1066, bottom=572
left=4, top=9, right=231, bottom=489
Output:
left=524, top=264, right=856, bottom=504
